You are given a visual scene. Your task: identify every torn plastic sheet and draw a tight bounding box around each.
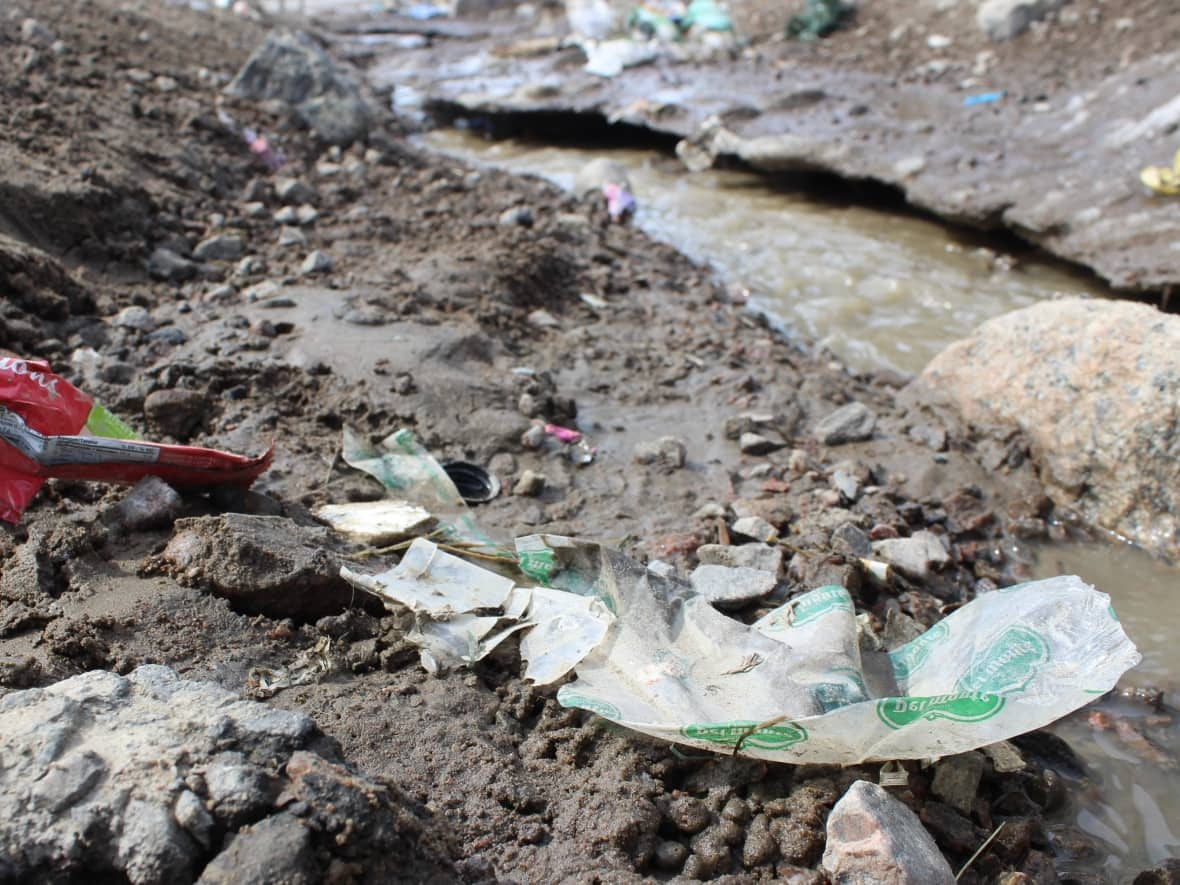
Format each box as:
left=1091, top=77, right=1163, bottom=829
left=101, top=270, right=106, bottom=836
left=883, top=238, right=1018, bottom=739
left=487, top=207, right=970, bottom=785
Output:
left=340, top=427, right=496, bottom=546
left=341, top=538, right=614, bottom=683
left=350, top=533, right=1139, bottom=764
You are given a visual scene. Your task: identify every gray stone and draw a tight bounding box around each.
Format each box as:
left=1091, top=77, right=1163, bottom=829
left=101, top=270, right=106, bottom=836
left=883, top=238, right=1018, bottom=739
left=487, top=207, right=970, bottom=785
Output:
left=274, top=205, right=300, bottom=224
left=914, top=298, right=1180, bottom=559
left=114, top=305, right=155, bottom=332
left=300, top=250, right=333, bottom=275
left=279, top=226, right=307, bottom=248
left=275, top=178, right=317, bottom=206
left=226, top=29, right=373, bottom=145
left=814, top=402, right=877, bottom=445
left=295, top=205, right=320, bottom=226
left=690, top=564, right=777, bottom=607
left=197, top=813, right=315, bottom=885
left=147, top=247, right=196, bottom=282
left=977, top=0, right=1067, bottom=41
left=204, top=758, right=273, bottom=826
left=633, top=436, right=687, bottom=468
left=163, top=514, right=353, bottom=618
left=739, top=431, right=784, bottom=455
left=143, top=388, right=207, bottom=440
left=512, top=469, right=546, bottom=497
left=931, top=752, right=986, bottom=816
left=831, top=523, right=871, bottom=558
left=870, top=530, right=949, bottom=580
left=113, top=476, right=183, bottom=531
left=822, top=780, right=955, bottom=884
left=174, top=790, right=215, bottom=849
left=21, top=19, right=55, bottom=47
left=831, top=466, right=862, bottom=502
left=732, top=515, right=777, bottom=543
left=696, top=543, right=782, bottom=575
left=498, top=206, right=535, bottom=227
left=193, top=234, right=245, bottom=262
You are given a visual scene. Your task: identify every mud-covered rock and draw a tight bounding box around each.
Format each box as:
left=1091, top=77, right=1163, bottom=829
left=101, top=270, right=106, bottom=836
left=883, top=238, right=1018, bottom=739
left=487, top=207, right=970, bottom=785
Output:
left=227, top=30, right=373, bottom=145
left=822, top=780, right=955, bottom=884
left=161, top=514, right=353, bottom=618
left=113, top=476, right=183, bottom=531
left=143, top=388, right=208, bottom=439
left=0, top=666, right=452, bottom=884
left=915, top=298, right=1180, bottom=559
left=814, top=402, right=876, bottom=445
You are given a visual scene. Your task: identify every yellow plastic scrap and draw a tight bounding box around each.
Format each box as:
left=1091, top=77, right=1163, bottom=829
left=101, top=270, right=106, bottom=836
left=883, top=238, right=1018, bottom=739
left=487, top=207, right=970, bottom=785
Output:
left=1140, top=149, right=1180, bottom=195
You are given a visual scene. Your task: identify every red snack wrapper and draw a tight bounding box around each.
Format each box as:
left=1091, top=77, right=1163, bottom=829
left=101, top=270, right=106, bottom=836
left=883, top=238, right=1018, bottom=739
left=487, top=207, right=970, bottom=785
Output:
left=0, top=356, right=272, bottom=523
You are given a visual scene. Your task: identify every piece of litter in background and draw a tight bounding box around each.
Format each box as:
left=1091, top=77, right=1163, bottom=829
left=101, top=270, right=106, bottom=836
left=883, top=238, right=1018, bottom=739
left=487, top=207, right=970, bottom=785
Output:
left=963, top=91, right=1005, bottom=107
left=248, top=637, right=333, bottom=698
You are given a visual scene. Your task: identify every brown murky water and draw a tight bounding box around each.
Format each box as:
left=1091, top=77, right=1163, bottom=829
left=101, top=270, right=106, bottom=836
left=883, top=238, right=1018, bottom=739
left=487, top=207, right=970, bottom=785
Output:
left=424, top=129, right=1180, bottom=879
left=421, top=129, right=1110, bottom=376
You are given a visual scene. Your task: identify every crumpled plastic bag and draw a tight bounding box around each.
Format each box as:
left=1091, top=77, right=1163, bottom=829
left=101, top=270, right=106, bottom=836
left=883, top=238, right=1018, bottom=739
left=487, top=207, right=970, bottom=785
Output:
left=341, top=538, right=613, bottom=681
left=345, top=533, right=1140, bottom=763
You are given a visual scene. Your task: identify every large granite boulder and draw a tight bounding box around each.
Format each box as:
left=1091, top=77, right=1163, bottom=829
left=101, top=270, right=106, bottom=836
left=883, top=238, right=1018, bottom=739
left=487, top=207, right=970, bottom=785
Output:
left=911, top=297, right=1180, bottom=558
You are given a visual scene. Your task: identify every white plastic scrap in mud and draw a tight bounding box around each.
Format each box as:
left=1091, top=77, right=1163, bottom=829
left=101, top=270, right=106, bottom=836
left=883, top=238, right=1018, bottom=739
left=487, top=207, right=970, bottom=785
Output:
left=341, top=539, right=613, bottom=682
left=345, top=535, right=1140, bottom=764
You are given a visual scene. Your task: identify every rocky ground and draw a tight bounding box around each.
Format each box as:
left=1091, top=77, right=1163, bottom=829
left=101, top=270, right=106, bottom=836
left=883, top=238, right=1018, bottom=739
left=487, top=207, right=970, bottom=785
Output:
left=0, top=0, right=1172, bottom=882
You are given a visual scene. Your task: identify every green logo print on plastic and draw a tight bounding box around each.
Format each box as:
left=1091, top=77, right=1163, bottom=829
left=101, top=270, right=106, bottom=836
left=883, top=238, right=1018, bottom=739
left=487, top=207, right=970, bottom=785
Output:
left=786, top=585, right=854, bottom=628
left=888, top=621, right=950, bottom=682
left=876, top=692, right=1006, bottom=729
left=955, top=625, right=1050, bottom=696
left=558, top=692, right=622, bottom=721
left=681, top=720, right=808, bottom=751
left=517, top=549, right=557, bottom=584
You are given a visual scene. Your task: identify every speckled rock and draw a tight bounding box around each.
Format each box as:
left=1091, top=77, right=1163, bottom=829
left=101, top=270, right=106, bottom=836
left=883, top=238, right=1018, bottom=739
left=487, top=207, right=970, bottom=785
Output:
left=822, top=780, right=955, bottom=884
left=914, top=298, right=1180, bottom=559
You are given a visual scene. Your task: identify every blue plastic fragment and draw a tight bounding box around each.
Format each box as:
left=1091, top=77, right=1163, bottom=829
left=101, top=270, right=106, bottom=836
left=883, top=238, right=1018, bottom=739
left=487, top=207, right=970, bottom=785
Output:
left=963, top=91, right=1005, bottom=107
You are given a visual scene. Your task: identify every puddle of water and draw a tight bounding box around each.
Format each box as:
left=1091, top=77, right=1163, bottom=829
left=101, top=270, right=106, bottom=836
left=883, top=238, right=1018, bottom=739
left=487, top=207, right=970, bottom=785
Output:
left=420, top=129, right=1111, bottom=376
left=1029, top=543, right=1180, bottom=879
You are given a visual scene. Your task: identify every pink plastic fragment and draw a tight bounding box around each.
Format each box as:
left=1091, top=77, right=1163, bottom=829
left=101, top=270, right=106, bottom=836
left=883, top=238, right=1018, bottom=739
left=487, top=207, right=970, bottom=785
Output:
left=544, top=424, right=583, bottom=444
left=603, top=182, right=636, bottom=222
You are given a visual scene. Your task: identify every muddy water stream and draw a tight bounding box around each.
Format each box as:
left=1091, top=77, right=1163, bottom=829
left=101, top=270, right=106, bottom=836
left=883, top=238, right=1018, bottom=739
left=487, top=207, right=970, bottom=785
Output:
left=421, top=129, right=1109, bottom=376
left=419, top=130, right=1180, bottom=878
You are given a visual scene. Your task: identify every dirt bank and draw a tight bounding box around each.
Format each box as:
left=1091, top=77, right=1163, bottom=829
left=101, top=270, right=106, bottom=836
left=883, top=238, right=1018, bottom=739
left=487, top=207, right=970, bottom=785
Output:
left=0, top=1, right=1152, bottom=882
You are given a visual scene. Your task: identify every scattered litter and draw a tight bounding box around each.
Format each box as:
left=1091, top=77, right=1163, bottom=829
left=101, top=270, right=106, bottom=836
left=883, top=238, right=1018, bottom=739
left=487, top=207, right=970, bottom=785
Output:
left=341, top=538, right=614, bottom=681
left=248, top=637, right=333, bottom=698
left=404, top=3, right=447, bottom=19
left=544, top=423, right=583, bottom=444
left=216, top=109, right=285, bottom=171
left=340, top=427, right=491, bottom=544
left=1140, top=149, right=1180, bottom=196
left=582, top=37, right=661, bottom=78
left=314, top=499, right=435, bottom=546
left=681, top=0, right=732, bottom=32
left=349, top=531, right=1139, bottom=763
left=441, top=461, right=501, bottom=504
left=0, top=356, right=271, bottom=523
left=787, top=0, right=850, bottom=40
left=963, top=90, right=1005, bottom=107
